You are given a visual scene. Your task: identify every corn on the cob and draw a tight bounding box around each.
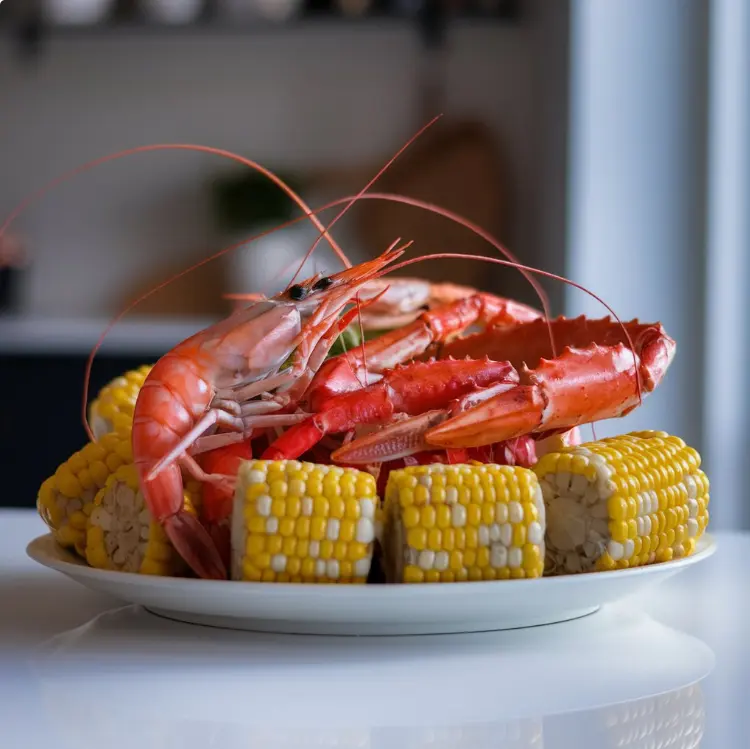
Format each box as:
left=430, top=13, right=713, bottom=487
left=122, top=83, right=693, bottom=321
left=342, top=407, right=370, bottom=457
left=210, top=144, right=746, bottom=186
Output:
left=85, top=463, right=201, bottom=576
left=88, top=365, right=152, bottom=439
left=36, top=432, right=133, bottom=557
left=382, top=463, right=546, bottom=583
left=533, top=430, right=709, bottom=575
left=231, top=460, right=381, bottom=583
left=601, top=683, right=704, bottom=749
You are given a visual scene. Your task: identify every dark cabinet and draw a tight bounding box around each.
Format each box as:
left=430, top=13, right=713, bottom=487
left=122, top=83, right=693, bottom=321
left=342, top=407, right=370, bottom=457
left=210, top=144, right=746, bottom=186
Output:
left=0, top=353, right=152, bottom=508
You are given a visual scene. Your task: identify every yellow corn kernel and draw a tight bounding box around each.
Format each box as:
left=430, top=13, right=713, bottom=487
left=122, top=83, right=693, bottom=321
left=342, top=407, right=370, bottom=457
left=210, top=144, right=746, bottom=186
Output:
left=404, top=566, right=424, bottom=583
left=407, top=527, right=427, bottom=551
left=329, top=497, right=345, bottom=519
left=339, top=519, right=355, bottom=542
left=333, top=541, right=347, bottom=561
left=279, top=517, right=295, bottom=538
left=310, top=517, right=327, bottom=541
left=247, top=516, right=267, bottom=534
left=347, top=542, right=368, bottom=562
left=427, top=528, right=442, bottom=552
left=246, top=535, right=265, bottom=556
left=344, top=498, right=361, bottom=520
left=267, top=536, right=283, bottom=555
left=454, top=527, right=466, bottom=550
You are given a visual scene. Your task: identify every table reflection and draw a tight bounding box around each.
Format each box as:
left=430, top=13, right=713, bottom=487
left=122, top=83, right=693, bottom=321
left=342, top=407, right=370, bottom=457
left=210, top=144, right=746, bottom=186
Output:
left=27, top=603, right=713, bottom=749
left=544, top=684, right=704, bottom=749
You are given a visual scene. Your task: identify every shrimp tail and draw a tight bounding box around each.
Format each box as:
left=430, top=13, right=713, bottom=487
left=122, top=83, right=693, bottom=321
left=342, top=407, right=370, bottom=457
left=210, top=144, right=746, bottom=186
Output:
left=163, top=512, right=227, bottom=581
left=141, top=464, right=228, bottom=580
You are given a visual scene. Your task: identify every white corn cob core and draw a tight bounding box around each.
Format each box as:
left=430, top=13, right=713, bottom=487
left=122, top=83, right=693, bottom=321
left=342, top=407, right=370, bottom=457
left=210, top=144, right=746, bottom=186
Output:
left=89, top=480, right=152, bottom=571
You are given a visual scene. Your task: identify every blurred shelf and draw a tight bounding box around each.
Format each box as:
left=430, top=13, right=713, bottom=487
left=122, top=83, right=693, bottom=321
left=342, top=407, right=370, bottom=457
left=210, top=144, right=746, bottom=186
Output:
left=0, top=17, right=512, bottom=37
left=0, top=315, right=219, bottom=356
left=0, top=2, right=521, bottom=47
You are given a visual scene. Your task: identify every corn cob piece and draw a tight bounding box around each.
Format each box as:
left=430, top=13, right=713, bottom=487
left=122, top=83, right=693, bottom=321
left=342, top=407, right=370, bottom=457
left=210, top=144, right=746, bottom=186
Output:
left=231, top=460, right=381, bottom=583
left=36, top=432, right=133, bottom=557
left=88, top=364, right=152, bottom=439
left=534, top=430, right=709, bottom=575
left=601, top=683, right=704, bottom=749
left=382, top=463, right=546, bottom=583
left=85, top=464, right=202, bottom=576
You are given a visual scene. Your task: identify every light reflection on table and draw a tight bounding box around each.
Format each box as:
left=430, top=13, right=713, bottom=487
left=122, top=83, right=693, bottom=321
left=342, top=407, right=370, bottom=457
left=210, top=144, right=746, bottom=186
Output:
left=26, top=602, right=713, bottom=749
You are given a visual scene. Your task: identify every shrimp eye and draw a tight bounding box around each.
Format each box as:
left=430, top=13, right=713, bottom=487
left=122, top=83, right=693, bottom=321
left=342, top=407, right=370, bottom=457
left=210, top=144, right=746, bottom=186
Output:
left=288, top=284, right=307, bottom=301
left=313, top=276, right=333, bottom=292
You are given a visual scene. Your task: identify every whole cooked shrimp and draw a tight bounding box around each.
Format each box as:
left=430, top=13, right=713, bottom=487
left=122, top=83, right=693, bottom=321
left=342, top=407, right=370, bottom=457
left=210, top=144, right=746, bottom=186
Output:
left=132, top=246, right=405, bottom=580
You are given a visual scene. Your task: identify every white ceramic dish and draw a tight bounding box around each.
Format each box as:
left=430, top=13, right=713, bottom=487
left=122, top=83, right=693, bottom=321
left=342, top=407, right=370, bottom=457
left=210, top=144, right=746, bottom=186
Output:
left=27, top=532, right=716, bottom=636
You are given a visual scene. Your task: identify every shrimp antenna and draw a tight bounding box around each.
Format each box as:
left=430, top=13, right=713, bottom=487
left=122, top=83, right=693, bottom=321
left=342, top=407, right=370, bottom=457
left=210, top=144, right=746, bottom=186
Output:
left=238, top=114, right=443, bottom=302
left=285, top=114, right=443, bottom=289
left=0, top=144, right=350, bottom=268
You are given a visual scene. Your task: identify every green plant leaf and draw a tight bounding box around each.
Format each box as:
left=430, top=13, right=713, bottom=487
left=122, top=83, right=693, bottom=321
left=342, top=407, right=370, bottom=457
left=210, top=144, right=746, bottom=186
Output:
left=210, top=170, right=305, bottom=233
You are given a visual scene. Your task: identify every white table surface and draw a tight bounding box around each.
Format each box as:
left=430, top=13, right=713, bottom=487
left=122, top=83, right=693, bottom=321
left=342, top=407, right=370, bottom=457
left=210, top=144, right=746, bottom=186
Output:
left=1, top=509, right=747, bottom=749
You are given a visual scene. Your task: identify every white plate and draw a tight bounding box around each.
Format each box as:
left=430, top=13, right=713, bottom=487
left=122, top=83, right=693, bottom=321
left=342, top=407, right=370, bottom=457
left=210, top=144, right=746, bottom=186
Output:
left=27, top=532, right=717, bottom=636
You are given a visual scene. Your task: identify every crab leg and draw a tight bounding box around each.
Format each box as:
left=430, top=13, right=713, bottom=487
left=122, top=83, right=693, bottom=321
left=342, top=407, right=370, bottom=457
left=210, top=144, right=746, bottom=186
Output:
left=424, top=318, right=676, bottom=448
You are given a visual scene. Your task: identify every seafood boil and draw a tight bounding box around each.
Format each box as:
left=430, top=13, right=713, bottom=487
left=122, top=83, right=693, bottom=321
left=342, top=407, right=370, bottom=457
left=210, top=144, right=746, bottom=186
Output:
left=8, top=124, right=708, bottom=585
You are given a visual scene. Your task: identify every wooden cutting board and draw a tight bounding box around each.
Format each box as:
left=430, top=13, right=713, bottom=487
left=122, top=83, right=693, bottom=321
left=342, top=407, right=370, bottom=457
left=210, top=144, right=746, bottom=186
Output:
left=307, top=124, right=510, bottom=292
left=351, top=118, right=510, bottom=290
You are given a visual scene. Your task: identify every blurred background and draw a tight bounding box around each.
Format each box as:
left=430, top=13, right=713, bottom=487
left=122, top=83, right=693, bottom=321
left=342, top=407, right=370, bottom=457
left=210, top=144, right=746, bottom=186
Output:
left=0, top=0, right=746, bottom=531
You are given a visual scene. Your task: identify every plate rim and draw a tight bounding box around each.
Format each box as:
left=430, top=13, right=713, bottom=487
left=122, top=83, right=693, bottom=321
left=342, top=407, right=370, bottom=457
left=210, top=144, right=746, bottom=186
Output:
left=26, top=531, right=717, bottom=597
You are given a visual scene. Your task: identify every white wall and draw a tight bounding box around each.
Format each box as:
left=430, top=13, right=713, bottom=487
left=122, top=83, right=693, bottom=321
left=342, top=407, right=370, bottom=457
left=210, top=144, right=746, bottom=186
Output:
left=703, top=0, right=750, bottom=531
left=0, top=15, right=561, bottom=318
left=565, top=0, right=708, bottom=452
